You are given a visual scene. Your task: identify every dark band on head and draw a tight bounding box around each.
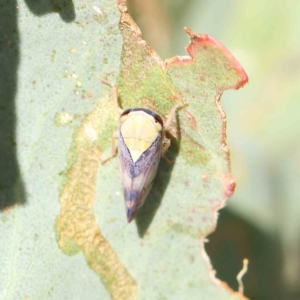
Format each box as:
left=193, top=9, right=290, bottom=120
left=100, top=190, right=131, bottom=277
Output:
left=121, top=108, right=163, bottom=126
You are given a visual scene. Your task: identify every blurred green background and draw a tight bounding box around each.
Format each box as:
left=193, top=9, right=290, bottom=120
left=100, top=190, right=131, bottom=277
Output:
left=127, top=0, right=300, bottom=299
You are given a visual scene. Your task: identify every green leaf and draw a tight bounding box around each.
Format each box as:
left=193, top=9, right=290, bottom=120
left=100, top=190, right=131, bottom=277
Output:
left=0, top=1, right=248, bottom=299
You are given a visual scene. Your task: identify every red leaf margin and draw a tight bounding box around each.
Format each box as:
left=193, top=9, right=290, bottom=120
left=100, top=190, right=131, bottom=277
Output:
left=165, top=27, right=248, bottom=90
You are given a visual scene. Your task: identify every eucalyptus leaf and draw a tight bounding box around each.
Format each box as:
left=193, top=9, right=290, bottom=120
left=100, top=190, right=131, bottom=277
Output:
left=0, top=1, right=248, bottom=299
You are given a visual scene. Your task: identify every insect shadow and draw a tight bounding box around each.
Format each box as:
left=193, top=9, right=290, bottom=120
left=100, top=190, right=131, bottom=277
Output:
left=0, top=0, right=26, bottom=210
left=24, top=0, right=75, bottom=23
left=135, top=113, right=182, bottom=237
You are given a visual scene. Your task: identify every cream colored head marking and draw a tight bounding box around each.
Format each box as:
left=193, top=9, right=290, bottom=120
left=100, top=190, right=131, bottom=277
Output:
left=120, top=110, right=163, bottom=162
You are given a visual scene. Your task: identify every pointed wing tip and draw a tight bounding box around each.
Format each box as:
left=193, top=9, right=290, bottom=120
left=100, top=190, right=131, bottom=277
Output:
left=125, top=197, right=139, bottom=223
left=126, top=207, right=137, bottom=223
left=127, top=210, right=135, bottom=223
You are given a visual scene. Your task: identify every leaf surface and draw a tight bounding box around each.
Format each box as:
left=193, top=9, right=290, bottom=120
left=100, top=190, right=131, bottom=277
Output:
left=0, top=1, right=248, bottom=299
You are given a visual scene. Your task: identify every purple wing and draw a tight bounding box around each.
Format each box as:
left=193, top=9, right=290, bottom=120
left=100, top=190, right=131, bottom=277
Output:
left=118, top=128, right=162, bottom=222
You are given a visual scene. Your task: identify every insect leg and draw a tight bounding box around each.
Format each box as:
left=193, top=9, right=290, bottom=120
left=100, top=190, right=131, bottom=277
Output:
left=161, top=138, right=173, bottom=164
left=162, top=137, right=171, bottom=155
left=101, top=79, right=124, bottom=115
left=101, top=131, right=119, bottom=164
left=161, top=103, right=186, bottom=163
left=162, top=154, right=173, bottom=165
left=164, top=103, right=186, bottom=131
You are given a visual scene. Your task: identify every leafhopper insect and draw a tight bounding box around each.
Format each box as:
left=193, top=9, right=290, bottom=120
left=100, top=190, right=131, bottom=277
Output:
left=102, top=80, right=184, bottom=222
